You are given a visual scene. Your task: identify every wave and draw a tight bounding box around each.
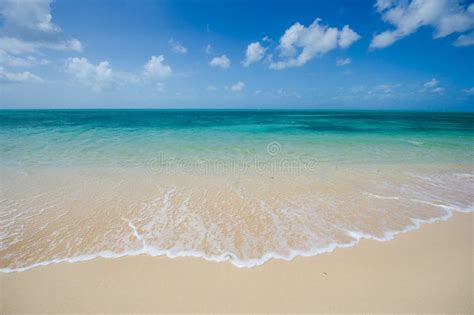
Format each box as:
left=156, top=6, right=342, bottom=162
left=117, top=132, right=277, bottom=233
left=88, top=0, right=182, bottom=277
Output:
left=1, top=198, right=471, bottom=273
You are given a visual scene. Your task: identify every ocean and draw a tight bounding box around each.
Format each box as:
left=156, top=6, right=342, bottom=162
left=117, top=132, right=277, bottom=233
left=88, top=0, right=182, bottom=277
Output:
left=1, top=109, right=473, bottom=271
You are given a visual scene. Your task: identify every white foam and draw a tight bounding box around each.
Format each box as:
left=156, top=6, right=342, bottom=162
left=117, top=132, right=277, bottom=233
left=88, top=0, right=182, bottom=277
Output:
left=362, top=191, right=400, bottom=200
left=1, top=200, right=471, bottom=273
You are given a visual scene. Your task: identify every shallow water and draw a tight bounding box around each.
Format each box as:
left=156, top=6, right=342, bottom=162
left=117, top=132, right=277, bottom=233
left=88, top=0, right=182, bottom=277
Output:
left=1, top=110, right=473, bottom=271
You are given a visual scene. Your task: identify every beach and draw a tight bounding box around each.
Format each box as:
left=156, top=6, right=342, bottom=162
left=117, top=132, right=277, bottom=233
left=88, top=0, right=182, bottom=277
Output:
left=1, top=212, right=472, bottom=313
left=2, top=0, right=473, bottom=312
left=1, top=110, right=473, bottom=313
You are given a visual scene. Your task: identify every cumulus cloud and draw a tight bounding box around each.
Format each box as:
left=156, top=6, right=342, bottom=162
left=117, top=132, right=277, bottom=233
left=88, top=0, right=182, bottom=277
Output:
left=209, top=54, right=230, bottom=68
left=65, top=57, right=115, bottom=91
left=143, top=55, right=172, bottom=78
left=231, top=81, right=244, bottom=92
left=0, top=0, right=61, bottom=34
left=0, top=66, right=42, bottom=83
left=370, top=0, right=474, bottom=49
left=269, top=18, right=360, bottom=70
left=207, top=85, right=218, bottom=91
left=0, top=0, right=83, bottom=53
left=64, top=55, right=171, bottom=91
left=169, top=39, right=187, bottom=54
left=339, top=25, right=361, bottom=48
left=242, top=42, right=266, bottom=67
left=336, top=57, right=352, bottom=66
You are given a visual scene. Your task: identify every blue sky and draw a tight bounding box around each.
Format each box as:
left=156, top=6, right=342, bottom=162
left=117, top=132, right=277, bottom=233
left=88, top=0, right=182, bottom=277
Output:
left=0, top=0, right=473, bottom=110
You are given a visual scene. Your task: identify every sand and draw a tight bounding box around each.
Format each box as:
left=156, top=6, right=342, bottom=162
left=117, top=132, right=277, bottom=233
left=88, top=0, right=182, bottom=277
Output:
left=1, top=213, right=472, bottom=314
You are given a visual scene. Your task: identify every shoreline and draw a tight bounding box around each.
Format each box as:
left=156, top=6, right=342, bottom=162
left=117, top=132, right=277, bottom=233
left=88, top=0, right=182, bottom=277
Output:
left=1, top=199, right=468, bottom=273
left=1, top=212, right=472, bottom=313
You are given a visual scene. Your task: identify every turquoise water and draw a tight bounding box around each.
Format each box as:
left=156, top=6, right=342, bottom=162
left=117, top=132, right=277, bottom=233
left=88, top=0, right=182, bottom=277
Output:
left=1, top=110, right=473, bottom=271
left=1, top=110, right=473, bottom=167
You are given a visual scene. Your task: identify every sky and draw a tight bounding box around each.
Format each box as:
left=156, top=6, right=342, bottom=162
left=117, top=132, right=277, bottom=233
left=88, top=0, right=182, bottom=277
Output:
left=0, top=0, right=473, bottom=110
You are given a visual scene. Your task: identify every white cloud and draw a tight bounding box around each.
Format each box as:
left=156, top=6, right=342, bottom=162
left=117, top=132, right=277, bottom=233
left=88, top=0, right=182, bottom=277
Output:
left=65, top=57, right=114, bottom=91
left=64, top=55, right=171, bottom=91
left=0, top=37, right=82, bottom=55
left=423, top=78, right=445, bottom=93
left=269, top=18, right=360, bottom=70
left=0, top=50, right=49, bottom=67
left=205, top=44, right=212, bottom=54
left=143, top=55, right=172, bottom=78
left=336, top=57, right=352, bottom=66
left=431, top=87, right=445, bottom=93
left=169, top=39, right=187, bottom=54
left=339, top=25, right=361, bottom=48
left=453, top=31, right=474, bottom=46
left=424, top=78, right=439, bottom=88
left=209, top=54, right=230, bottom=68
left=462, top=87, right=474, bottom=95
left=207, top=85, right=218, bottom=91
left=0, top=66, right=42, bottom=83
left=231, top=81, right=244, bottom=92
left=242, top=42, right=266, bottom=67
left=0, top=0, right=83, bottom=55
left=0, top=0, right=61, bottom=34
left=0, top=37, right=35, bottom=54
left=370, top=0, right=474, bottom=49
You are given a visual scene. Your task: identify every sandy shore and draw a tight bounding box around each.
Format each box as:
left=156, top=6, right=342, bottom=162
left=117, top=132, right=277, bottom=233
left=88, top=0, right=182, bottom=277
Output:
left=1, top=213, right=472, bottom=314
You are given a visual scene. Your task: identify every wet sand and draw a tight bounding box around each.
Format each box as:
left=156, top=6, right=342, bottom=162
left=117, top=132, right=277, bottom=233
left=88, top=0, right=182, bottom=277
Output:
left=1, top=212, right=472, bottom=314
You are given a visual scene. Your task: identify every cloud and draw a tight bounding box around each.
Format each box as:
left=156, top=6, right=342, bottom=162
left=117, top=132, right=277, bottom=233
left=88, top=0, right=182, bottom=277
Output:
left=231, top=81, right=244, bottom=92
left=0, top=50, right=48, bottom=67
left=205, top=44, right=212, bottom=54
left=269, top=18, right=360, bottom=70
left=374, top=83, right=401, bottom=93
left=370, top=0, right=474, bottom=49
left=424, top=78, right=439, bottom=88
left=336, top=57, right=352, bottom=66
left=65, top=57, right=115, bottom=91
left=64, top=55, right=172, bottom=91
left=462, top=87, right=474, bottom=95
left=207, top=85, right=218, bottom=91
left=242, top=42, right=266, bottom=67
left=209, top=54, right=230, bottom=68
left=0, top=0, right=83, bottom=56
left=453, top=31, right=474, bottom=46
left=0, top=0, right=61, bottom=34
left=169, top=39, right=187, bottom=54
left=423, top=77, right=445, bottom=93
left=143, top=55, right=172, bottom=78
left=0, top=66, right=42, bottom=83
left=0, top=37, right=82, bottom=54
left=339, top=25, right=361, bottom=48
